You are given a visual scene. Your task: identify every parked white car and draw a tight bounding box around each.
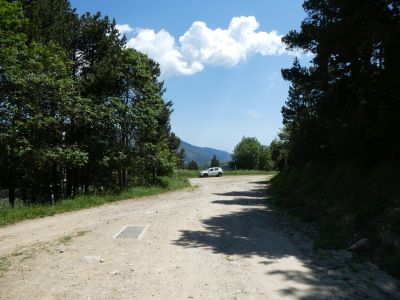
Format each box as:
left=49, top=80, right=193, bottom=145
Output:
left=199, top=167, right=223, bottom=177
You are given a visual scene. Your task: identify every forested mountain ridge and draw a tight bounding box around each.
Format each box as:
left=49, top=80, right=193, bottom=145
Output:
left=179, top=141, right=231, bottom=164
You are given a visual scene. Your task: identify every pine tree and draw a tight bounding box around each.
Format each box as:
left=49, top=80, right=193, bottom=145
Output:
left=210, top=154, right=220, bottom=167
left=187, top=161, right=199, bottom=170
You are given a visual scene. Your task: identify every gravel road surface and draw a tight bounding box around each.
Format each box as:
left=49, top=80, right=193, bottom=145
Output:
left=0, top=175, right=398, bottom=299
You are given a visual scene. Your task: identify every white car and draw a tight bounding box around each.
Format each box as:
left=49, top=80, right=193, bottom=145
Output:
left=199, top=167, right=223, bottom=177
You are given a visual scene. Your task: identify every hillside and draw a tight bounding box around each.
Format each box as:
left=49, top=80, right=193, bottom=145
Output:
left=180, top=141, right=231, bottom=164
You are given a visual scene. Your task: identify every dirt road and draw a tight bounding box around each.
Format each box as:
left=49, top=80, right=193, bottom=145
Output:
left=0, top=176, right=398, bottom=299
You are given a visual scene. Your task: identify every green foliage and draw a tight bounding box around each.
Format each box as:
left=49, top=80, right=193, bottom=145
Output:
left=44, top=146, right=88, bottom=167
left=314, top=223, right=346, bottom=250
left=0, top=171, right=190, bottom=227
left=0, top=0, right=180, bottom=206
left=0, top=256, right=10, bottom=276
left=0, top=0, right=26, bottom=47
left=269, top=128, right=289, bottom=170
left=170, top=133, right=185, bottom=169
left=231, top=137, right=274, bottom=170
left=270, top=163, right=400, bottom=275
left=232, top=137, right=262, bottom=169
left=258, top=146, right=274, bottom=171
left=272, top=1, right=400, bottom=275
left=186, top=160, right=199, bottom=170
left=281, top=0, right=400, bottom=167
left=173, top=169, right=199, bottom=179
left=210, top=154, right=220, bottom=167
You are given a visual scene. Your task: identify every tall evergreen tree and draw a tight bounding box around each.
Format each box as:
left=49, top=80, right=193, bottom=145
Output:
left=282, top=0, right=400, bottom=166
left=187, top=160, right=199, bottom=170
left=210, top=154, right=220, bottom=167
left=1, top=0, right=181, bottom=205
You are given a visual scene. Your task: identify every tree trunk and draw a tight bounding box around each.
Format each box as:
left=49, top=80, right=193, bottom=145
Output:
left=66, top=175, right=72, bottom=197
left=123, top=168, right=128, bottom=188
left=21, top=186, right=27, bottom=204
left=9, top=185, right=15, bottom=208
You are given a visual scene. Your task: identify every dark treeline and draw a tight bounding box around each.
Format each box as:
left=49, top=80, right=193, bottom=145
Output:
left=272, top=0, right=400, bottom=274
left=281, top=0, right=400, bottom=166
left=0, top=0, right=181, bottom=206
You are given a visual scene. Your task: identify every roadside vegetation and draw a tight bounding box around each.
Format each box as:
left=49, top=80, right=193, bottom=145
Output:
left=224, top=170, right=277, bottom=176
left=269, top=0, right=400, bottom=277
left=0, top=171, right=191, bottom=227
left=0, top=0, right=185, bottom=209
left=176, top=169, right=277, bottom=178
left=231, top=137, right=276, bottom=171
left=0, top=256, right=10, bottom=277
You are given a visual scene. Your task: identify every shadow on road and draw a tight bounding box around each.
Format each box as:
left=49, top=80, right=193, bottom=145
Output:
left=213, top=187, right=266, bottom=199
left=212, top=187, right=266, bottom=206
left=173, top=184, right=354, bottom=299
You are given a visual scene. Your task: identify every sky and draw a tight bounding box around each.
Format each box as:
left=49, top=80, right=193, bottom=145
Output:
left=70, top=0, right=308, bottom=152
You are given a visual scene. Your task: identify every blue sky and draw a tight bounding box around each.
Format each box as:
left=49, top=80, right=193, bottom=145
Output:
left=70, top=0, right=307, bottom=152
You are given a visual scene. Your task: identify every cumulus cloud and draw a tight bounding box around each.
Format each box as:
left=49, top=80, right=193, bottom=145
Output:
left=128, top=29, right=203, bottom=76
left=115, top=24, right=134, bottom=35
left=126, top=16, right=287, bottom=76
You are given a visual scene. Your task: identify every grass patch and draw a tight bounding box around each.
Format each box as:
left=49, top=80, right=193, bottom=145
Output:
left=224, top=170, right=277, bottom=176
left=174, top=169, right=199, bottom=178
left=270, top=164, right=399, bottom=241
left=269, top=162, right=400, bottom=278
left=76, top=229, right=90, bottom=237
left=58, top=235, right=73, bottom=245
left=175, top=169, right=278, bottom=178
left=314, top=223, right=346, bottom=249
left=10, top=251, right=23, bottom=257
left=0, top=256, right=10, bottom=276
left=0, top=172, right=191, bottom=227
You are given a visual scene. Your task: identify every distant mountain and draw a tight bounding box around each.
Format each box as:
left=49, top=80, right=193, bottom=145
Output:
left=180, top=141, right=231, bottom=164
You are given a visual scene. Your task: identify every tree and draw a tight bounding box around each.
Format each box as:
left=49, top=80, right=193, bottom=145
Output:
left=0, top=41, right=89, bottom=204
left=122, top=49, right=177, bottom=183
left=0, top=0, right=28, bottom=207
left=177, top=149, right=186, bottom=169
left=1, top=1, right=181, bottom=206
left=231, top=137, right=262, bottom=170
left=186, top=160, right=199, bottom=170
left=273, top=2, right=400, bottom=272
left=258, top=146, right=274, bottom=171
left=0, top=1, right=90, bottom=205
left=0, top=0, right=26, bottom=48
left=281, top=0, right=400, bottom=166
left=21, top=0, right=79, bottom=58
left=269, top=128, right=290, bottom=170
left=210, top=154, right=220, bottom=167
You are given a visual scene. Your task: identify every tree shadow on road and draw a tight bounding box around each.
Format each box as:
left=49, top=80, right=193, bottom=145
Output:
left=175, top=206, right=300, bottom=258
left=249, top=180, right=268, bottom=185
left=173, top=186, right=360, bottom=299
left=211, top=198, right=265, bottom=206
left=212, top=187, right=267, bottom=206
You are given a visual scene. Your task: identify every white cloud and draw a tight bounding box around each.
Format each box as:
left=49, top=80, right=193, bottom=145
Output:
left=115, top=24, right=134, bottom=35
left=127, top=29, right=203, bottom=76
left=126, top=16, right=288, bottom=76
